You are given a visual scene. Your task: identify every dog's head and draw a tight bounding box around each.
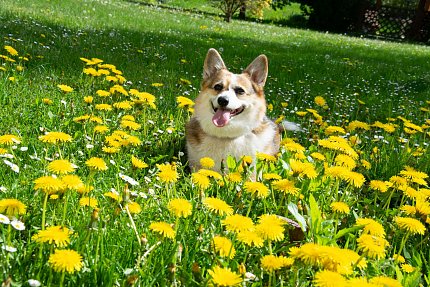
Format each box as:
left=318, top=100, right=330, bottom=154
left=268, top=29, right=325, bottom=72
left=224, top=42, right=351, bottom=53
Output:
left=194, top=48, right=268, bottom=138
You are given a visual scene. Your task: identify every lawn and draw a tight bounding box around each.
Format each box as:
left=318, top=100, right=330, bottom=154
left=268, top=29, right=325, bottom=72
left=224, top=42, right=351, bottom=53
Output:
left=1, top=0, right=430, bottom=286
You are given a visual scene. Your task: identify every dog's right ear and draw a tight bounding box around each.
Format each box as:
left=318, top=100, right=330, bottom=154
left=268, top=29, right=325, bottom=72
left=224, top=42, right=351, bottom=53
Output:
left=203, top=49, right=226, bottom=81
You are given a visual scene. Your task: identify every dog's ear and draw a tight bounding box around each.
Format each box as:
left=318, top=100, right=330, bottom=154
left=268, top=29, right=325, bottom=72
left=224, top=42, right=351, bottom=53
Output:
left=243, top=55, right=268, bottom=87
left=203, top=49, right=226, bottom=81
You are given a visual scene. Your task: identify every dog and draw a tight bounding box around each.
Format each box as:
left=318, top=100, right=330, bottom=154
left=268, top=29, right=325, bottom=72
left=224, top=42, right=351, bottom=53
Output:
left=185, top=48, right=299, bottom=172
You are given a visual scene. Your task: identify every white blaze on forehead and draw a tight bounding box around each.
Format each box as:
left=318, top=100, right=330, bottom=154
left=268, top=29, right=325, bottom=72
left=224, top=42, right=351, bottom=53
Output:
left=213, top=74, right=243, bottom=109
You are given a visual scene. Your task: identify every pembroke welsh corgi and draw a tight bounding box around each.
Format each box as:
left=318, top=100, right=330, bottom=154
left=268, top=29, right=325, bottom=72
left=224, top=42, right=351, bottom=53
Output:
left=185, top=48, right=299, bottom=172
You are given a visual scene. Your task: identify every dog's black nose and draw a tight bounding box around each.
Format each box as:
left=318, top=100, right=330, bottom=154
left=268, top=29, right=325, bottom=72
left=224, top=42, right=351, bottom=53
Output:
left=217, top=96, right=229, bottom=107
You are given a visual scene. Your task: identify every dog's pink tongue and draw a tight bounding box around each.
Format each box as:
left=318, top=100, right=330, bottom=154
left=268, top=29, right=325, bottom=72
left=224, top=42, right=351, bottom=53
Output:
left=212, top=109, right=230, bottom=127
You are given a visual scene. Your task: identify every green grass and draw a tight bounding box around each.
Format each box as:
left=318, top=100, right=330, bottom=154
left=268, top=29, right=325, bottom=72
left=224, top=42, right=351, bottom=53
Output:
left=1, top=0, right=430, bottom=286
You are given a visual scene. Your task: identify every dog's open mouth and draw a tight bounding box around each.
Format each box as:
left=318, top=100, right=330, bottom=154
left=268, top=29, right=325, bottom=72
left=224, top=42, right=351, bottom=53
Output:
left=212, top=105, right=245, bottom=127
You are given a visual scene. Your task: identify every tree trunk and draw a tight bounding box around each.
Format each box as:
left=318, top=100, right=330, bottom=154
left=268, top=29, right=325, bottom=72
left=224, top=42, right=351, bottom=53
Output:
left=407, top=0, right=427, bottom=40
left=238, top=2, right=246, bottom=20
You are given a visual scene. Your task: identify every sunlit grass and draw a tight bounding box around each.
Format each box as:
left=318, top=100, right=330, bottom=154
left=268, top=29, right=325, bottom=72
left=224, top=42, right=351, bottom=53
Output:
left=1, top=0, right=430, bottom=286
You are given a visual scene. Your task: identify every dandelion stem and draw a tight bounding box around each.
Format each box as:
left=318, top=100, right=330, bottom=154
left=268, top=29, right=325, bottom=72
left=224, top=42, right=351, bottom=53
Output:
left=246, top=196, right=254, bottom=217
left=41, top=192, right=49, bottom=230
left=61, top=192, right=69, bottom=226
left=59, top=271, right=65, bottom=287
left=125, top=204, right=141, bottom=247
left=397, top=233, right=410, bottom=257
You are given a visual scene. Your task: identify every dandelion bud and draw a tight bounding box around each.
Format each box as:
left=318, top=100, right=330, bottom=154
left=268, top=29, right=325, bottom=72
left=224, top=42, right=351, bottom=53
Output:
left=197, top=224, right=204, bottom=234
left=126, top=274, right=138, bottom=286
left=238, top=263, right=246, bottom=275
left=140, top=233, right=148, bottom=245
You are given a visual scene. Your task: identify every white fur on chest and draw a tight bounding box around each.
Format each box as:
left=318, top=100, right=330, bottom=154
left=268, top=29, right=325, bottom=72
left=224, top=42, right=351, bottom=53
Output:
left=188, top=127, right=276, bottom=171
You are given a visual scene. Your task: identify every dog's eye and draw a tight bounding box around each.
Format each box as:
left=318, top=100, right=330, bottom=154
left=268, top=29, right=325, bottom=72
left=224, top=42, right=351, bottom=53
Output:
left=234, top=87, right=245, bottom=95
left=213, top=84, right=223, bottom=91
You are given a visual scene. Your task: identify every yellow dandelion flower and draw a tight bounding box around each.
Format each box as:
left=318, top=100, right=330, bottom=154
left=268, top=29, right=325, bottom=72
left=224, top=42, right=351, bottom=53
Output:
left=113, top=101, right=133, bottom=110
left=263, top=173, right=282, bottom=181
left=361, top=159, right=372, bottom=170
left=314, top=96, right=327, bottom=107
left=236, top=230, right=264, bottom=247
left=355, top=218, right=386, bottom=237
left=400, top=205, right=416, bottom=215
left=290, top=159, right=318, bottom=179
left=4, top=45, right=18, bottom=56
left=149, top=221, right=175, bottom=239
left=94, top=125, right=109, bottom=134
left=281, top=139, right=306, bottom=153
left=61, top=175, right=84, bottom=190
left=47, top=159, right=75, bottom=175
left=125, top=201, right=142, bottom=214
left=389, top=175, right=408, bottom=187
left=34, top=176, right=65, bottom=194
left=109, top=85, right=128, bottom=96
left=168, top=198, right=192, bottom=218
left=334, top=154, right=356, bottom=170
left=76, top=184, right=93, bottom=195
left=289, top=243, right=322, bottom=266
left=393, top=254, right=406, bottom=263
left=394, top=216, right=426, bottom=235
left=347, top=278, right=377, bottom=287
left=222, top=214, right=254, bottom=233
left=212, top=236, right=235, bottom=259
left=208, top=266, right=242, bottom=287
left=203, top=197, right=233, bottom=216
left=102, top=146, right=120, bottom=154
left=84, top=96, right=93, bottom=103
left=272, top=179, right=300, bottom=196
left=104, top=191, right=121, bottom=202
left=369, top=276, right=402, bottom=287
left=356, top=234, right=389, bottom=259
left=48, top=249, right=83, bottom=273
left=198, top=169, right=222, bottom=180
left=310, top=152, right=326, bottom=161
left=401, top=263, right=415, bottom=273
left=79, top=197, right=98, bottom=208
left=244, top=181, right=269, bottom=198
left=0, top=148, right=7, bottom=154
left=85, top=157, right=108, bottom=171
left=343, top=170, right=366, bottom=188
left=325, top=126, right=346, bottom=135
left=199, top=157, right=215, bottom=169
left=0, top=199, right=26, bottom=217
left=330, top=202, right=350, bottom=214
left=260, top=255, right=284, bottom=272
left=416, top=199, right=430, bottom=216
left=400, top=166, right=428, bottom=186
left=57, top=84, right=73, bottom=93
left=42, top=98, right=53, bottom=105
left=32, top=226, right=72, bottom=247
left=157, top=163, right=179, bottom=183
left=131, top=155, right=148, bottom=169
left=347, top=120, right=370, bottom=131
left=176, top=96, right=195, bottom=109
left=255, top=214, right=285, bottom=241
left=369, top=180, right=391, bottom=193
left=314, top=270, right=347, bottom=287
left=0, top=134, right=21, bottom=145
left=73, top=115, right=91, bottom=123
left=256, top=152, right=277, bottom=162
left=95, top=103, right=112, bottom=111
left=120, top=120, right=141, bottom=130
left=39, top=132, right=72, bottom=144
left=226, top=172, right=242, bottom=183
left=192, top=172, right=211, bottom=190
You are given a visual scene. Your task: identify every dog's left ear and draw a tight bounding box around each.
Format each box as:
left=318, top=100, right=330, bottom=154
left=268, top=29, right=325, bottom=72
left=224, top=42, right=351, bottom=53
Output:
left=243, top=55, right=268, bottom=87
